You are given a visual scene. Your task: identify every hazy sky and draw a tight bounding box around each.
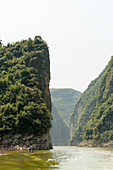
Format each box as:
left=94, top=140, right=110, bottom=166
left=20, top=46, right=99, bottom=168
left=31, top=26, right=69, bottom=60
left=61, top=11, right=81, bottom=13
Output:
left=1, top=0, right=113, bottom=92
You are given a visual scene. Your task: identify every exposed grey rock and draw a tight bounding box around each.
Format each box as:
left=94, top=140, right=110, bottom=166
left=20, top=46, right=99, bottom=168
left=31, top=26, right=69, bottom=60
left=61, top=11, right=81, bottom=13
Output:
left=14, top=134, right=22, bottom=139
left=0, top=132, right=52, bottom=151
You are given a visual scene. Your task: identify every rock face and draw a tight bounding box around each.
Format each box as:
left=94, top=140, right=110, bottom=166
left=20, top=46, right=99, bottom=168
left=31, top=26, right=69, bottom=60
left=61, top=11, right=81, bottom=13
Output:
left=0, top=133, right=52, bottom=151
left=0, top=36, right=52, bottom=150
left=78, top=140, right=113, bottom=147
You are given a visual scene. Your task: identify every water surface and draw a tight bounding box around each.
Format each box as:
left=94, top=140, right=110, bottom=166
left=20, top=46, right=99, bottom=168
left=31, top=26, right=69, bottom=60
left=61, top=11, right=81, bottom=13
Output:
left=0, top=146, right=113, bottom=170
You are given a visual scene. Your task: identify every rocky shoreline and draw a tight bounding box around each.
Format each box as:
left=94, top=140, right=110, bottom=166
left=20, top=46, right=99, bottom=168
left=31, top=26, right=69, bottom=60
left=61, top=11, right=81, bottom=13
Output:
left=78, top=140, right=113, bottom=147
left=0, top=132, right=53, bottom=151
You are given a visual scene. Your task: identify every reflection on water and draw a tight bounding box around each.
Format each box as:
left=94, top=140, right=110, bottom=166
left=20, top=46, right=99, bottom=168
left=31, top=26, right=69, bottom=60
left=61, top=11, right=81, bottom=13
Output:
left=0, top=146, right=113, bottom=170
left=0, top=150, right=58, bottom=170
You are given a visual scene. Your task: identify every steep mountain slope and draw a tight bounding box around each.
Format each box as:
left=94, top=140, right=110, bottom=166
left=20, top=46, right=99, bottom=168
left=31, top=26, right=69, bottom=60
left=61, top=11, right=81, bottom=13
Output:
left=51, top=88, right=81, bottom=127
left=50, top=103, right=70, bottom=146
left=0, top=36, right=52, bottom=150
left=84, top=57, right=113, bottom=144
left=70, top=66, right=107, bottom=145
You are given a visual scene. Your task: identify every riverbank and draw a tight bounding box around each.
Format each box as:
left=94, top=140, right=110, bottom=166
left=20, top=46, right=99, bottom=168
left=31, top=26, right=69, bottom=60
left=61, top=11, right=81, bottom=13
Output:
left=78, top=140, right=113, bottom=147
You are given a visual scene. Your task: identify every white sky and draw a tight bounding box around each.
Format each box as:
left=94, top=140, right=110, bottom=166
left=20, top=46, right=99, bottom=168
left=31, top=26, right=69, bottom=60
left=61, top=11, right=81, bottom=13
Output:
left=1, top=0, right=113, bottom=92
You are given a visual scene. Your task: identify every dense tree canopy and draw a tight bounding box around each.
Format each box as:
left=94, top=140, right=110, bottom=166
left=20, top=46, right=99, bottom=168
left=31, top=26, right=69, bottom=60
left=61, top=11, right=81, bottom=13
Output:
left=0, top=36, right=52, bottom=135
left=70, top=56, right=113, bottom=145
left=84, top=57, right=113, bottom=142
left=70, top=66, right=107, bottom=145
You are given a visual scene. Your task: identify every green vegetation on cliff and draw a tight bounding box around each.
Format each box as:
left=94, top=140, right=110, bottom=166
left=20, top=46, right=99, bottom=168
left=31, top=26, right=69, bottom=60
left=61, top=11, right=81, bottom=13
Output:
left=70, top=67, right=107, bottom=145
left=84, top=57, right=113, bottom=142
left=51, top=88, right=81, bottom=127
left=0, top=36, right=52, bottom=135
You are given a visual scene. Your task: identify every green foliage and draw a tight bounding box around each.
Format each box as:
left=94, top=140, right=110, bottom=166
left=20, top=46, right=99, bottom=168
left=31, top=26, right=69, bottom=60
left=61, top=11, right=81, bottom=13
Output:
left=84, top=57, right=113, bottom=141
left=70, top=66, right=107, bottom=145
left=0, top=36, right=52, bottom=135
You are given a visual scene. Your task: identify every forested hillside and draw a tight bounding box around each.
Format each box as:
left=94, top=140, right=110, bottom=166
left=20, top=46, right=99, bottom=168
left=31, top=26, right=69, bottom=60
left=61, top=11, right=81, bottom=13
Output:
left=0, top=36, right=52, bottom=150
left=84, top=57, right=113, bottom=143
left=70, top=66, right=107, bottom=145
left=51, top=88, right=81, bottom=127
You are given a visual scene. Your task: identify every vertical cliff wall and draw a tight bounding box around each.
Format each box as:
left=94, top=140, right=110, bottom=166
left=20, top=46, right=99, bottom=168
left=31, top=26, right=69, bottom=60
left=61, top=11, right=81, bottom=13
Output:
left=0, top=36, right=52, bottom=150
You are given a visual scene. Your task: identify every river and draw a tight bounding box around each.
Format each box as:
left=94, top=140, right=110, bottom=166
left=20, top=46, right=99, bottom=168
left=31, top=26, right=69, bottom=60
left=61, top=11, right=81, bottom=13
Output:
left=0, top=146, right=113, bottom=170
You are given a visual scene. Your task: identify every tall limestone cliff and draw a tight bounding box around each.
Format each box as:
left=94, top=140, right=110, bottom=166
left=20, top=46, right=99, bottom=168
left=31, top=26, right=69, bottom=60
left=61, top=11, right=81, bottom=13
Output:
left=70, top=66, right=107, bottom=145
left=0, top=36, right=52, bottom=150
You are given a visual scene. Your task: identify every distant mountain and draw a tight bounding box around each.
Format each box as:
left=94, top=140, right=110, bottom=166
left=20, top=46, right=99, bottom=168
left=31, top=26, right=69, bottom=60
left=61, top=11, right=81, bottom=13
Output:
left=51, top=88, right=82, bottom=127
left=50, top=103, right=70, bottom=146
left=50, top=88, right=81, bottom=146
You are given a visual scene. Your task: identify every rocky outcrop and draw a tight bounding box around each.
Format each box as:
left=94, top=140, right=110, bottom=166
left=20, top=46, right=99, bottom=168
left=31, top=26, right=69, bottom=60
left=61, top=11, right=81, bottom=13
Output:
left=78, top=140, right=113, bottom=147
left=0, top=132, right=52, bottom=151
left=0, top=36, right=52, bottom=150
